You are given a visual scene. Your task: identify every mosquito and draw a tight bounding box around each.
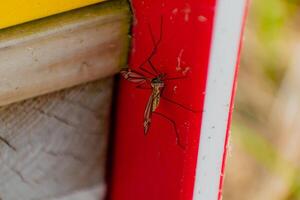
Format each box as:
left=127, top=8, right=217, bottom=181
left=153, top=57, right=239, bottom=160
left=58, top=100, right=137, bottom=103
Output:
left=121, top=17, right=197, bottom=149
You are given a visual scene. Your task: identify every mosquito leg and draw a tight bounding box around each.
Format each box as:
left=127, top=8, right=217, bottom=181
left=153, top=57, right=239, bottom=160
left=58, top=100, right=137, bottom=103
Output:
left=165, top=76, right=188, bottom=81
left=164, top=70, right=190, bottom=80
left=161, top=95, right=201, bottom=113
left=149, top=15, right=163, bottom=49
left=160, top=86, right=200, bottom=112
left=136, top=16, right=164, bottom=76
left=147, top=60, right=161, bottom=75
left=136, top=47, right=159, bottom=76
left=145, top=17, right=164, bottom=75
left=153, top=111, right=185, bottom=149
left=136, top=27, right=160, bottom=75
left=140, top=65, right=157, bottom=77
left=136, top=53, right=159, bottom=76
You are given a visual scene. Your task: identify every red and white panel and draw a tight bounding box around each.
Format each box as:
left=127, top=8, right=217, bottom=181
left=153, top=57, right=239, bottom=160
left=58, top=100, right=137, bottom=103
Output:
left=110, top=1, right=248, bottom=200
left=194, top=0, right=248, bottom=199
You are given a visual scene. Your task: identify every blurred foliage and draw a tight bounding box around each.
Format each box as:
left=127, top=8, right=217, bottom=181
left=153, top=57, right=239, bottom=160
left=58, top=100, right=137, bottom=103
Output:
left=254, top=0, right=288, bottom=84
left=224, top=0, right=300, bottom=200
left=249, top=0, right=295, bottom=85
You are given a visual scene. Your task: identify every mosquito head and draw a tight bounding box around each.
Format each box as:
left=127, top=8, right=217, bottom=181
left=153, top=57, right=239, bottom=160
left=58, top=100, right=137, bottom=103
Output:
left=152, top=73, right=166, bottom=83
left=159, top=73, right=166, bottom=79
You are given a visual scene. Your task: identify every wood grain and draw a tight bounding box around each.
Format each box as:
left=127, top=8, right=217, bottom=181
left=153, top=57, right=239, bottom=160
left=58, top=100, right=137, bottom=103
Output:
left=0, top=1, right=131, bottom=199
left=0, top=78, right=113, bottom=200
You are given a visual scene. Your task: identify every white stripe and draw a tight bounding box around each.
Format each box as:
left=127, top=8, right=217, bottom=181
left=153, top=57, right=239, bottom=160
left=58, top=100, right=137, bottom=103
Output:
left=193, top=0, right=247, bottom=199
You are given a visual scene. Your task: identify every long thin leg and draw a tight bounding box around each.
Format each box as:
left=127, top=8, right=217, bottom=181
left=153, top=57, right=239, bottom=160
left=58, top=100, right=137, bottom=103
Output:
left=136, top=31, right=159, bottom=75
left=161, top=95, right=200, bottom=113
left=153, top=111, right=185, bottom=149
left=148, top=22, right=157, bottom=51
left=148, top=60, right=160, bottom=75
left=151, top=15, right=163, bottom=49
left=137, top=16, right=164, bottom=75
left=145, top=16, right=163, bottom=74
left=164, top=70, right=190, bottom=80
left=138, top=60, right=157, bottom=76
left=140, top=66, right=156, bottom=77
left=160, top=87, right=201, bottom=112
left=165, top=76, right=188, bottom=81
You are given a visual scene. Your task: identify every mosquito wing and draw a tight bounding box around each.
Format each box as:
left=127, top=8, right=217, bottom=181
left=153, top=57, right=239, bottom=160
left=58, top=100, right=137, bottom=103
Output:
left=121, top=69, right=148, bottom=84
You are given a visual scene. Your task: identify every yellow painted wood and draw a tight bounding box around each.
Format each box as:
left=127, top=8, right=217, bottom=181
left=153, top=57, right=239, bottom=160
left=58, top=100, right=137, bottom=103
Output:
left=0, top=0, right=106, bottom=29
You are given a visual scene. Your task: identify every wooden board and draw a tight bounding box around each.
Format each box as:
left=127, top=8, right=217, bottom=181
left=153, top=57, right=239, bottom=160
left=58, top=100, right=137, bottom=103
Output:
left=0, top=0, right=106, bottom=29
left=0, top=0, right=131, bottom=106
left=0, top=78, right=113, bottom=200
left=0, top=1, right=131, bottom=199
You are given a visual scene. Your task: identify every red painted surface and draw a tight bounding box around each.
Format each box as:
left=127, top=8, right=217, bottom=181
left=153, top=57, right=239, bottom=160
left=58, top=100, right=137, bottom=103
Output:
left=111, top=1, right=216, bottom=200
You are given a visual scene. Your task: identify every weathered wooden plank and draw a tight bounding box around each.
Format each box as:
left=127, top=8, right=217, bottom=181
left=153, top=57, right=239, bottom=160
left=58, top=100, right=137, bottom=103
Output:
left=0, top=0, right=131, bottom=106
left=0, top=1, right=131, bottom=199
left=0, top=78, right=113, bottom=200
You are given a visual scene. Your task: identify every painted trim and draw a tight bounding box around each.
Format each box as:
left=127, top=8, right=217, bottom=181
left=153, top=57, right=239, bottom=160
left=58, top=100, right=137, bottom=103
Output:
left=193, top=1, right=248, bottom=199
left=0, top=0, right=106, bottom=29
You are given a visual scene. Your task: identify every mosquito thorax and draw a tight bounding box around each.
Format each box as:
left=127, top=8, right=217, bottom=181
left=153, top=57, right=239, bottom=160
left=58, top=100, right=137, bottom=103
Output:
left=151, top=82, right=164, bottom=89
left=152, top=73, right=165, bottom=83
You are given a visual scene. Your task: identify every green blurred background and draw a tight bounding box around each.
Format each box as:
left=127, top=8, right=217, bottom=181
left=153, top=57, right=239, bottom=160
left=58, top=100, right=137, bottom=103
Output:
left=223, top=1, right=300, bottom=200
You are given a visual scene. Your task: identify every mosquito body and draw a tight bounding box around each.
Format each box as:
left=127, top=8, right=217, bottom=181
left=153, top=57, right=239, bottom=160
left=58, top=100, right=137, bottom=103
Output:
left=150, top=77, right=164, bottom=111
left=120, top=17, right=197, bottom=149
left=143, top=75, right=165, bottom=133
